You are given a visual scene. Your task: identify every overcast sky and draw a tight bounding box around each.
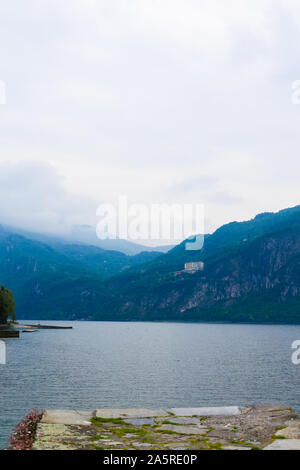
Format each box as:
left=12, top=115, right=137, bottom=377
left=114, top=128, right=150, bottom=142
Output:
left=0, top=0, right=300, bottom=243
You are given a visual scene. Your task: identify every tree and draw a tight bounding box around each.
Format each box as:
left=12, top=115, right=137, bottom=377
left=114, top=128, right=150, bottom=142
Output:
left=0, top=285, right=16, bottom=324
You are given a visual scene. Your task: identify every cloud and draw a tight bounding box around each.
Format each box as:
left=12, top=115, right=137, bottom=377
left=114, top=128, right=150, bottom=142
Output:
left=0, top=160, right=97, bottom=235
left=0, top=1, right=299, bottom=239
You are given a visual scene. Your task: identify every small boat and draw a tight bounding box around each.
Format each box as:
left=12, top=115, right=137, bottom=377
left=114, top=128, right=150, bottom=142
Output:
left=22, top=329, right=38, bottom=333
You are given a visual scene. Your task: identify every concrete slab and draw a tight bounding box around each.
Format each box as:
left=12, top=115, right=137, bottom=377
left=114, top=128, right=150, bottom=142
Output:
left=157, top=424, right=208, bottom=435
left=264, top=439, right=300, bottom=450
left=41, top=410, right=93, bottom=425
left=123, top=418, right=155, bottom=426
left=33, top=423, right=90, bottom=450
left=275, top=420, right=300, bottom=439
left=168, top=407, right=241, bottom=416
left=159, top=417, right=202, bottom=425
left=101, top=440, right=124, bottom=447
left=95, top=409, right=168, bottom=418
left=223, top=446, right=252, bottom=451
left=131, top=442, right=155, bottom=448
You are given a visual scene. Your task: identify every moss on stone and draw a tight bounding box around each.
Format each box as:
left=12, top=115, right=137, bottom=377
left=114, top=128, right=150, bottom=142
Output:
left=90, top=417, right=127, bottom=426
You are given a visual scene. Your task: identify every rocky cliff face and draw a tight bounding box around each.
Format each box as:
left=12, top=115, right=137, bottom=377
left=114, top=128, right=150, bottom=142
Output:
left=180, top=231, right=300, bottom=310
left=98, top=223, right=300, bottom=323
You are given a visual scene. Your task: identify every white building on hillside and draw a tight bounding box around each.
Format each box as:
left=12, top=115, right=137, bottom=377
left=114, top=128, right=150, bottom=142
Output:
left=184, top=262, right=204, bottom=273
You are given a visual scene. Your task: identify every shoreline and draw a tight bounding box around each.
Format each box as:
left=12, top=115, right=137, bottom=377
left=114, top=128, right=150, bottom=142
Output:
left=16, top=318, right=300, bottom=326
left=10, top=323, right=72, bottom=330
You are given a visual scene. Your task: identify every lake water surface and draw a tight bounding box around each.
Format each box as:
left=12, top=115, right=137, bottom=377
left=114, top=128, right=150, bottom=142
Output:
left=1, top=321, right=300, bottom=449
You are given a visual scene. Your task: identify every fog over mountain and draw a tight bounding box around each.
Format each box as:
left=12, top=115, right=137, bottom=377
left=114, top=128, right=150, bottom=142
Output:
left=1, top=1, right=300, bottom=243
left=3, top=222, right=173, bottom=255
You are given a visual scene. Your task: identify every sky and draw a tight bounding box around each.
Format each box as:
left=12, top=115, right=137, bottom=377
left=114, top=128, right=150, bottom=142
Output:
left=0, top=0, right=300, bottom=244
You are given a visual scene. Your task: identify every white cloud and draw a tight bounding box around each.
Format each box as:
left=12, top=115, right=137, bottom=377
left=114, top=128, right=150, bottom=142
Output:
left=0, top=160, right=97, bottom=234
left=0, top=0, right=299, bottom=240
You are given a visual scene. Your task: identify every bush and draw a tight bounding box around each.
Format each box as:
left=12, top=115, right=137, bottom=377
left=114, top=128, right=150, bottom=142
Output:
left=9, top=409, right=43, bottom=450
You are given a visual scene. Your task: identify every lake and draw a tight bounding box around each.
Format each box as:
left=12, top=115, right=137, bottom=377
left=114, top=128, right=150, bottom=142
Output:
left=1, top=321, right=300, bottom=449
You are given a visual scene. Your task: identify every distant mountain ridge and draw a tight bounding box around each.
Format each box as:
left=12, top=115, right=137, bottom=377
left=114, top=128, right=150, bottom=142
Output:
left=4, top=224, right=174, bottom=255
left=87, top=205, right=300, bottom=323
left=0, top=205, right=299, bottom=323
left=0, top=225, right=162, bottom=319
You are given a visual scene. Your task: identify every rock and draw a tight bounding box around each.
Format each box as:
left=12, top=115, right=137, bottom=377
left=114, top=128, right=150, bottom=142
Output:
left=41, top=410, right=92, bottom=425
left=264, top=439, right=300, bottom=450
left=36, top=423, right=69, bottom=437
left=168, top=407, right=241, bottom=416
left=160, top=417, right=201, bottom=425
left=102, top=440, right=124, bottom=446
left=95, top=409, right=168, bottom=418
left=275, top=420, right=300, bottom=439
left=33, top=423, right=87, bottom=450
left=123, top=418, right=155, bottom=426
left=31, top=406, right=300, bottom=450
left=223, top=446, right=252, bottom=451
left=131, top=442, right=154, bottom=448
left=157, top=424, right=208, bottom=435
left=253, top=404, right=298, bottom=420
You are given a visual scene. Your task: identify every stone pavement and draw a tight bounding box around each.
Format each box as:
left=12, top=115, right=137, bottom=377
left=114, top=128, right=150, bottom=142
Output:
left=32, top=405, right=300, bottom=450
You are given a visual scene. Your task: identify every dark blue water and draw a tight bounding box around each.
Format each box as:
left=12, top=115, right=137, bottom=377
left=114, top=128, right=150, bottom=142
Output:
left=1, top=321, right=300, bottom=449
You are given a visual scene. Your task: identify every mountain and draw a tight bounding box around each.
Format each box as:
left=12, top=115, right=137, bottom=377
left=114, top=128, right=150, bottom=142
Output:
left=69, top=224, right=174, bottom=255
left=4, top=224, right=174, bottom=255
left=1, top=206, right=300, bottom=323
left=88, top=205, right=300, bottom=323
left=0, top=225, right=162, bottom=319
